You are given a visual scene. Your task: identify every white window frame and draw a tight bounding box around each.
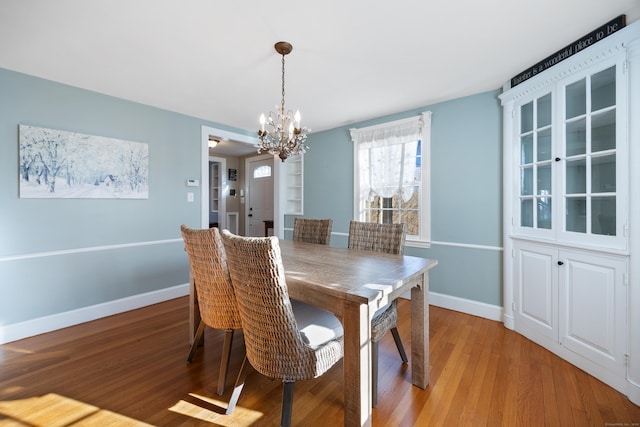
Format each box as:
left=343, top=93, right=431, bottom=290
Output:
left=351, top=111, right=431, bottom=247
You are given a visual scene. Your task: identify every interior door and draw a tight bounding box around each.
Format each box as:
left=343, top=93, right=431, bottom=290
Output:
left=246, top=157, right=274, bottom=237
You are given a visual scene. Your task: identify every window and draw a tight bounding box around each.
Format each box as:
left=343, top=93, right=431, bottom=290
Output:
left=350, top=112, right=431, bottom=245
left=253, top=165, right=272, bottom=179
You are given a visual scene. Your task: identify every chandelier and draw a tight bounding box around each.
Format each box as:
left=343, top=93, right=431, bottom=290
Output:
left=257, top=41, right=309, bottom=162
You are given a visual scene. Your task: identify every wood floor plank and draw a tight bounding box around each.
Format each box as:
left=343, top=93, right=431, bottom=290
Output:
left=418, top=322, right=471, bottom=426
left=1, top=297, right=639, bottom=426
left=456, top=317, right=497, bottom=426
left=540, top=354, right=562, bottom=427
left=486, top=327, right=517, bottom=425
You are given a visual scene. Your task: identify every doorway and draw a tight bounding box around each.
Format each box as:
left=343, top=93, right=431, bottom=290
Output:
left=200, top=125, right=282, bottom=236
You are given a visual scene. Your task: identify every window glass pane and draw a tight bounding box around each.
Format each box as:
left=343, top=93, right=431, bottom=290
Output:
left=413, top=159, right=422, bottom=182
left=382, top=197, right=393, bottom=224
left=566, top=197, right=586, bottom=233
left=592, top=196, right=616, bottom=236
left=537, top=93, right=552, bottom=128
left=521, top=134, right=533, bottom=164
left=521, top=167, right=533, bottom=196
left=537, top=197, right=552, bottom=229
left=591, top=66, right=616, bottom=111
left=253, top=165, right=272, bottom=178
left=521, top=101, right=533, bottom=133
left=365, top=196, right=380, bottom=223
left=591, top=154, right=616, bottom=193
left=592, top=110, right=616, bottom=152
left=521, top=199, right=533, bottom=227
left=566, top=119, right=586, bottom=156
left=566, top=79, right=586, bottom=119
left=363, top=209, right=375, bottom=223
left=397, top=192, right=419, bottom=235
left=537, top=164, right=551, bottom=195
left=537, top=128, right=552, bottom=161
left=566, top=159, right=586, bottom=194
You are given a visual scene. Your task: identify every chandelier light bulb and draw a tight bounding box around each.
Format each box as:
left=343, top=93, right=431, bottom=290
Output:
left=259, top=114, right=266, bottom=132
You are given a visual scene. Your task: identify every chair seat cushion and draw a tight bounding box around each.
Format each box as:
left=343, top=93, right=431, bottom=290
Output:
left=291, top=299, right=344, bottom=349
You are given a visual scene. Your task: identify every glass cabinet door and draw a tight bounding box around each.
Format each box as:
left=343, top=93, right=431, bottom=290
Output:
left=564, top=65, right=617, bottom=236
left=519, top=92, right=553, bottom=230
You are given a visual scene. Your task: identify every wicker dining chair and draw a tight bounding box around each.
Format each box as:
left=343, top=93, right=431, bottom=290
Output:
left=347, top=220, right=408, bottom=408
left=180, top=225, right=242, bottom=397
left=220, top=230, right=344, bottom=427
left=292, top=217, right=333, bottom=245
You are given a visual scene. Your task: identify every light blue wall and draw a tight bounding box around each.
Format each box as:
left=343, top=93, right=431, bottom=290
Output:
left=298, top=90, right=504, bottom=306
left=1, top=66, right=504, bottom=331
left=0, top=68, right=249, bottom=326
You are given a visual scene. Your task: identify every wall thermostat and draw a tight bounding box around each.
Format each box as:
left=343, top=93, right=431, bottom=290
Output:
left=186, top=179, right=199, bottom=187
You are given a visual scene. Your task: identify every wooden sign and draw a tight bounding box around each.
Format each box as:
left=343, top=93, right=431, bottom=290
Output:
left=510, top=15, right=626, bottom=88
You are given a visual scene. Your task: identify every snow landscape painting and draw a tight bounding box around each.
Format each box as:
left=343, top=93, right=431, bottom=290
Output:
left=19, top=125, right=149, bottom=199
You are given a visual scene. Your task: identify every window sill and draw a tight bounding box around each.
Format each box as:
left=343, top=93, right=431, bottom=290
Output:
left=405, top=239, right=431, bottom=249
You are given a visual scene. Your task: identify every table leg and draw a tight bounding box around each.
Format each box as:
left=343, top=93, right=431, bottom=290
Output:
left=342, top=301, right=372, bottom=427
left=411, top=272, right=429, bottom=389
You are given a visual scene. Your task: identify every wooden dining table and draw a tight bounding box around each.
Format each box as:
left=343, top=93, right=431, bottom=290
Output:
left=189, top=238, right=438, bottom=427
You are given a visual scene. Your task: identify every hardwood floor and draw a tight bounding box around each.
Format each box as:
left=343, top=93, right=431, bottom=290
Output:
left=1, top=297, right=638, bottom=426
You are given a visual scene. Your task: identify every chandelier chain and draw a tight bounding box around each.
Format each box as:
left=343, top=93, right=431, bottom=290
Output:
left=281, top=53, right=286, bottom=113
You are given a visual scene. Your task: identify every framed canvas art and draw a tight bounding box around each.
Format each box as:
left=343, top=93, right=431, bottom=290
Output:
left=19, top=125, right=149, bottom=199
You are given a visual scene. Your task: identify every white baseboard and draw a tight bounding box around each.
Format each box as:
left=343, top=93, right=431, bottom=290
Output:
left=428, top=291, right=503, bottom=322
left=628, top=378, right=640, bottom=406
left=1, top=286, right=503, bottom=345
left=0, top=284, right=189, bottom=345
left=503, top=313, right=515, bottom=330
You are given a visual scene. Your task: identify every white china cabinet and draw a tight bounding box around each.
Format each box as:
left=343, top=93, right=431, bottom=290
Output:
left=500, top=20, right=640, bottom=404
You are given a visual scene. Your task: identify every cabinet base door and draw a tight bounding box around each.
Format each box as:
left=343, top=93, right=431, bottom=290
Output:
left=559, top=251, right=627, bottom=377
left=515, top=244, right=558, bottom=343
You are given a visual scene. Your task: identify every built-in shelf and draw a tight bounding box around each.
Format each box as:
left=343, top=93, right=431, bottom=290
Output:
left=284, top=154, right=303, bottom=215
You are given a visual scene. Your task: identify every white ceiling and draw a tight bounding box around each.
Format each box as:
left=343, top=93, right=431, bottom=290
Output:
left=1, top=0, right=639, bottom=154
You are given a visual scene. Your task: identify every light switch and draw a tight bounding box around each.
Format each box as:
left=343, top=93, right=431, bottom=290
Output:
left=187, top=192, right=194, bottom=202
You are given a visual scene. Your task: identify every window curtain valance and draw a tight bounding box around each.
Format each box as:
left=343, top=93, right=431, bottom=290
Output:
left=350, top=115, right=424, bottom=149
left=350, top=112, right=431, bottom=203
